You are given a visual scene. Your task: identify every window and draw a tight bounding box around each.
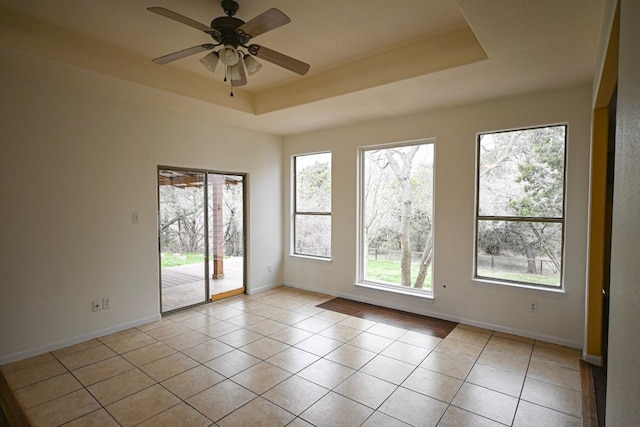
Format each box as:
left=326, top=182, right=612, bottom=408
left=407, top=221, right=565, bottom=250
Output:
left=293, top=152, right=331, bottom=258
left=475, top=125, right=566, bottom=288
left=359, top=141, right=434, bottom=295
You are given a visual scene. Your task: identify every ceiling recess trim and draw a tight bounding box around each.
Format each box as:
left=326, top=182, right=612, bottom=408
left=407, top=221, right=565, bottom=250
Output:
left=254, top=26, right=488, bottom=114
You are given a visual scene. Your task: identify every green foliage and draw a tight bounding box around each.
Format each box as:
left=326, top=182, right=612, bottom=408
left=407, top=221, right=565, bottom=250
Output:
left=296, top=158, right=331, bottom=212
left=477, top=222, right=507, bottom=255
left=508, top=126, right=565, bottom=218
left=478, top=126, right=565, bottom=276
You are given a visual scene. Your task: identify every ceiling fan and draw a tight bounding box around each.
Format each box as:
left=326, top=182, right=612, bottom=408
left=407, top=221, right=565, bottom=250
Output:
left=147, top=0, right=310, bottom=95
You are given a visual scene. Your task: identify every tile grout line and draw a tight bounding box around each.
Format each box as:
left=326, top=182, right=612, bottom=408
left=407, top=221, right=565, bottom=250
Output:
left=443, top=329, right=504, bottom=426
left=1, top=290, right=588, bottom=426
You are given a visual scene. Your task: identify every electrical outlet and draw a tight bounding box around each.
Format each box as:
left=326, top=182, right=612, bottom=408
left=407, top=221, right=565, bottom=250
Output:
left=267, top=264, right=272, bottom=273
left=92, top=300, right=102, bottom=312
left=528, top=301, right=538, bottom=313
left=102, top=297, right=111, bottom=310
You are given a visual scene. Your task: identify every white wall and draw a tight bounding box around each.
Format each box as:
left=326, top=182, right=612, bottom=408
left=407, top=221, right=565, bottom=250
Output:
left=0, top=49, right=284, bottom=363
left=284, top=85, right=592, bottom=347
left=606, top=0, right=640, bottom=424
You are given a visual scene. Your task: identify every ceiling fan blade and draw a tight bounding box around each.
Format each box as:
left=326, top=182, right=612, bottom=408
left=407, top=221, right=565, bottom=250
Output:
left=249, top=45, right=310, bottom=75
left=232, top=59, right=248, bottom=87
left=237, top=8, right=290, bottom=39
left=147, top=7, right=220, bottom=36
left=152, top=44, right=215, bottom=64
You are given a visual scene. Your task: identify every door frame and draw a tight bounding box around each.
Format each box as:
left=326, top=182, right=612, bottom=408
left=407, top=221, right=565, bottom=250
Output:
left=157, top=165, right=247, bottom=314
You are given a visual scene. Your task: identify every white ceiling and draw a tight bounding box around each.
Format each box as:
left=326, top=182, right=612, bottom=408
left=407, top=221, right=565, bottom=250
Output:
left=0, top=0, right=606, bottom=136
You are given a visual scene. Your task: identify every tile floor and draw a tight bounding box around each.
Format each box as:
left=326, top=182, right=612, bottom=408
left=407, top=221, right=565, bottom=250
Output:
left=0, top=286, right=584, bottom=426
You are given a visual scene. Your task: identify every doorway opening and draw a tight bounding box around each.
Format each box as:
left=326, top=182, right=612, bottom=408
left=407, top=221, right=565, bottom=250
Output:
left=158, top=167, right=245, bottom=313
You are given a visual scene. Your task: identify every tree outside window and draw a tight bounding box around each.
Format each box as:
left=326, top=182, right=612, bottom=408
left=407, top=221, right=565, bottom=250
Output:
left=294, top=152, right=331, bottom=258
left=360, top=141, right=434, bottom=293
left=475, top=125, right=566, bottom=288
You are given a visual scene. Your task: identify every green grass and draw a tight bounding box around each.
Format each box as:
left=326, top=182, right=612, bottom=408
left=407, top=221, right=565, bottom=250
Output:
left=476, top=269, right=560, bottom=286
left=160, top=252, right=205, bottom=268
left=365, top=259, right=432, bottom=290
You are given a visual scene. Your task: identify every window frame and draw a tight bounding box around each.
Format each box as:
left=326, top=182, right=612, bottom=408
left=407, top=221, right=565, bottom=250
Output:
left=356, top=139, right=436, bottom=298
left=292, top=151, right=332, bottom=259
left=473, top=124, right=568, bottom=291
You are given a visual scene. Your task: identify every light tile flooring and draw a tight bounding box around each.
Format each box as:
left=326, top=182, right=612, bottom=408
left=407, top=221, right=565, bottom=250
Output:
left=1, top=286, right=584, bottom=426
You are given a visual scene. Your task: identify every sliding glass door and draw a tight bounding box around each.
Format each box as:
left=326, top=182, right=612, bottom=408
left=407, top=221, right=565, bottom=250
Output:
left=158, top=168, right=245, bottom=313
left=207, top=173, right=245, bottom=299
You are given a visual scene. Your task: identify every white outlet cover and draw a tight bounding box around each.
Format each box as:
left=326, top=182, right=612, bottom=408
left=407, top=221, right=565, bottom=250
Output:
left=102, top=297, right=111, bottom=309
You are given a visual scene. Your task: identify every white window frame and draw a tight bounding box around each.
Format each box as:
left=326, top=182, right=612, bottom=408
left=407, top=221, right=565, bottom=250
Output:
left=356, top=139, right=436, bottom=299
left=473, top=124, right=567, bottom=291
left=292, top=152, right=332, bottom=259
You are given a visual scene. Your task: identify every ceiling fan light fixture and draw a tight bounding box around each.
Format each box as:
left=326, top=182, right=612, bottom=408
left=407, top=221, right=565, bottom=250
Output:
left=219, top=45, right=239, bottom=66
left=199, top=52, right=219, bottom=73
left=148, top=3, right=311, bottom=91
left=226, top=64, right=242, bottom=81
left=243, top=55, right=262, bottom=76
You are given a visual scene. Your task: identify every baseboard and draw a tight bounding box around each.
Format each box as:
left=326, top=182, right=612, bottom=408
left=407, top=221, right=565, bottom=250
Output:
left=284, top=282, right=583, bottom=350
left=281, top=281, right=338, bottom=297
left=0, top=314, right=161, bottom=365
left=582, top=353, right=604, bottom=367
left=446, top=316, right=583, bottom=349
left=247, top=282, right=284, bottom=295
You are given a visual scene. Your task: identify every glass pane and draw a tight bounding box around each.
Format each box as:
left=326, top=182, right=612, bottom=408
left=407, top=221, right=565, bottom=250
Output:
left=478, top=126, right=565, bottom=218
left=295, top=214, right=331, bottom=257
left=476, top=220, right=562, bottom=287
left=208, top=174, right=244, bottom=296
left=296, top=153, right=331, bottom=212
left=158, top=170, right=207, bottom=312
left=361, top=143, right=434, bottom=291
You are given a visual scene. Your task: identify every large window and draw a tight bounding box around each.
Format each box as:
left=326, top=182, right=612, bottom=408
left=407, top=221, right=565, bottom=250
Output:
left=475, top=125, right=566, bottom=288
left=359, top=141, right=434, bottom=295
left=293, top=152, right=331, bottom=258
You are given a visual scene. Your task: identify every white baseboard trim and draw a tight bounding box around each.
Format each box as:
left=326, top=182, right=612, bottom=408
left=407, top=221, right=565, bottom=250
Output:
left=282, top=282, right=338, bottom=297
left=247, top=282, right=284, bottom=295
left=283, top=282, right=583, bottom=350
left=0, top=314, right=161, bottom=365
left=582, top=353, right=603, bottom=367
left=447, top=316, right=583, bottom=349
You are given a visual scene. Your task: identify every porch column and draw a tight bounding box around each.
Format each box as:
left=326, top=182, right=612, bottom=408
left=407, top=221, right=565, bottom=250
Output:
left=211, top=174, right=225, bottom=279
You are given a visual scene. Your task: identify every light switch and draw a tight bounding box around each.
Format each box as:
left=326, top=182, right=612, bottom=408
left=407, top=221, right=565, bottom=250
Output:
left=132, top=212, right=140, bottom=223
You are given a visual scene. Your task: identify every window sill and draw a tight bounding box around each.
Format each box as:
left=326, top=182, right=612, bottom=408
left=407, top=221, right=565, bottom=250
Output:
left=289, top=254, right=332, bottom=262
left=472, top=277, right=566, bottom=294
left=355, top=281, right=434, bottom=301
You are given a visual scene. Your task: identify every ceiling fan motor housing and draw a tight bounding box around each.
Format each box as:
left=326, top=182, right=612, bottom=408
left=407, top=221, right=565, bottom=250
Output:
left=147, top=1, right=310, bottom=76
left=210, top=16, right=248, bottom=47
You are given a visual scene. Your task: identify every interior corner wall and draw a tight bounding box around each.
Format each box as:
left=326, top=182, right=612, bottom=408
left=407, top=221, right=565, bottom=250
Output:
left=606, top=0, right=640, bottom=424
left=0, top=49, right=284, bottom=364
left=283, top=85, right=592, bottom=347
